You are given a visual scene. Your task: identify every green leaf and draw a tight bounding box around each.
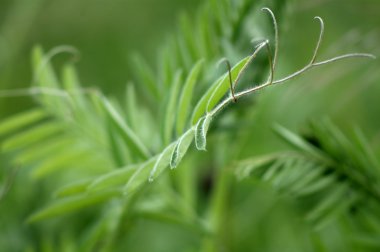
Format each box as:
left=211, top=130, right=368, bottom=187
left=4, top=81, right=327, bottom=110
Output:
left=313, top=192, right=358, bottom=231
left=31, top=146, right=93, bottom=179
left=62, top=64, right=80, bottom=90
left=297, top=175, right=336, bottom=196
left=28, top=190, right=121, bottom=223
left=306, top=183, right=347, bottom=222
left=107, top=120, right=129, bottom=167
left=176, top=59, right=204, bottom=135
left=2, top=122, right=62, bottom=152
left=170, top=128, right=195, bottom=169
left=88, top=165, right=138, bottom=192
left=191, top=56, right=250, bottom=124
left=179, top=13, right=198, bottom=62
left=148, top=142, right=177, bottom=182
left=125, top=84, right=139, bottom=131
left=32, top=46, right=59, bottom=88
left=262, top=159, right=283, bottom=181
left=123, top=159, right=157, bottom=195
left=175, top=33, right=192, bottom=71
left=159, top=47, right=175, bottom=88
left=130, top=54, right=160, bottom=99
left=15, top=136, right=74, bottom=165
left=54, top=179, right=93, bottom=198
left=235, top=154, right=278, bottom=180
left=289, top=164, right=325, bottom=195
left=195, top=114, right=213, bottom=150
left=0, top=109, right=46, bottom=136
left=163, top=70, right=182, bottom=145
left=274, top=124, right=331, bottom=164
left=99, top=96, right=150, bottom=159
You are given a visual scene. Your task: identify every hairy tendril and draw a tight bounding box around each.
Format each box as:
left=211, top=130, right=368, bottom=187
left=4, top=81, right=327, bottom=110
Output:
left=209, top=7, right=375, bottom=118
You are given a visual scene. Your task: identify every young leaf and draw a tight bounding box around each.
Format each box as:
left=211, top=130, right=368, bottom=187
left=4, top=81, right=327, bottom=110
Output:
left=130, top=54, right=160, bottom=100
left=176, top=59, right=204, bottom=135
left=0, top=109, right=46, bottom=136
left=32, top=46, right=59, bottom=88
left=235, top=154, right=278, bottom=180
left=123, top=158, right=157, bottom=195
left=98, top=96, right=150, bottom=159
left=297, top=175, right=336, bottom=196
left=306, top=183, right=347, bottom=222
left=54, top=179, right=93, bottom=198
left=15, top=137, right=75, bottom=164
left=28, top=190, right=121, bottom=223
left=170, top=128, right=195, bottom=169
left=191, top=56, right=250, bottom=124
left=88, top=165, right=138, bottom=192
left=62, top=64, right=80, bottom=90
left=195, top=114, right=213, bottom=151
left=148, top=142, right=177, bottom=182
left=273, top=124, right=331, bottom=164
left=2, top=122, right=63, bottom=152
left=289, top=164, right=325, bottom=195
left=163, top=70, right=182, bottom=145
left=125, top=84, right=139, bottom=131
left=31, top=146, right=93, bottom=179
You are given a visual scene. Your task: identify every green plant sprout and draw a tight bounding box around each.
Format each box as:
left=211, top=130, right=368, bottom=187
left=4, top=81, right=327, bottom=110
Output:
left=208, top=8, right=374, bottom=118
left=0, top=8, right=375, bottom=186
left=149, top=7, right=375, bottom=181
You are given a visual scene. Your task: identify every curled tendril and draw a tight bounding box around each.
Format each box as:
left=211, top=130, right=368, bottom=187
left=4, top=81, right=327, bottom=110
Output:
left=265, top=42, right=274, bottom=85
left=33, top=45, right=80, bottom=85
left=310, top=16, right=324, bottom=64
left=261, top=7, right=279, bottom=72
left=209, top=8, right=375, bottom=116
left=217, top=58, right=236, bottom=102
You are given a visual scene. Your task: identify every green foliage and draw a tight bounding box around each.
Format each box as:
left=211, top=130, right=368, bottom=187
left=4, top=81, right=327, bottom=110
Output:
left=237, top=120, right=380, bottom=235
left=0, top=0, right=379, bottom=251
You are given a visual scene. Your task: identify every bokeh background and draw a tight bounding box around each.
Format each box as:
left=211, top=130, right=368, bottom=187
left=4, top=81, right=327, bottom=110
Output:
left=0, top=0, right=379, bottom=251
left=0, top=0, right=379, bottom=126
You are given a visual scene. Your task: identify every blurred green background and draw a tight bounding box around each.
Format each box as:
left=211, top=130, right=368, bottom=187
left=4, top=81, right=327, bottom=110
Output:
left=0, top=0, right=201, bottom=116
left=1, top=0, right=380, bottom=251
left=1, top=0, right=379, bottom=124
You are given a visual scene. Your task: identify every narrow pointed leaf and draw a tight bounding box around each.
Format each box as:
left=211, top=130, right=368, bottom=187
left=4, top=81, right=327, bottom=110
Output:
left=130, top=54, right=160, bottom=99
left=28, top=190, right=121, bottom=223
left=99, top=96, right=150, bottom=159
left=163, top=70, right=182, bottom=145
left=2, top=122, right=62, bottom=152
left=123, top=159, right=157, bottom=195
left=0, top=109, right=46, bottom=136
left=191, top=56, right=250, bottom=124
left=54, top=179, right=93, bottom=198
left=274, top=124, right=331, bottom=163
left=170, top=128, right=195, bottom=169
left=88, top=165, right=138, bottom=192
left=176, top=59, right=204, bottom=135
left=148, top=142, right=177, bottom=182
left=195, top=114, right=213, bottom=150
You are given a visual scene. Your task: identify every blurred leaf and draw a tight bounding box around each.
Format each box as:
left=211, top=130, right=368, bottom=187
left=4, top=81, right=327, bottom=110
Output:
left=98, top=96, right=151, bottom=160
left=28, top=190, right=121, bottom=223
left=54, top=179, right=93, bottom=198
left=0, top=109, right=46, bottom=136
left=2, top=122, right=62, bottom=152
left=176, top=59, right=204, bottom=136
left=163, top=70, right=182, bottom=145
left=88, top=165, right=138, bottom=192
left=130, top=54, right=160, bottom=100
